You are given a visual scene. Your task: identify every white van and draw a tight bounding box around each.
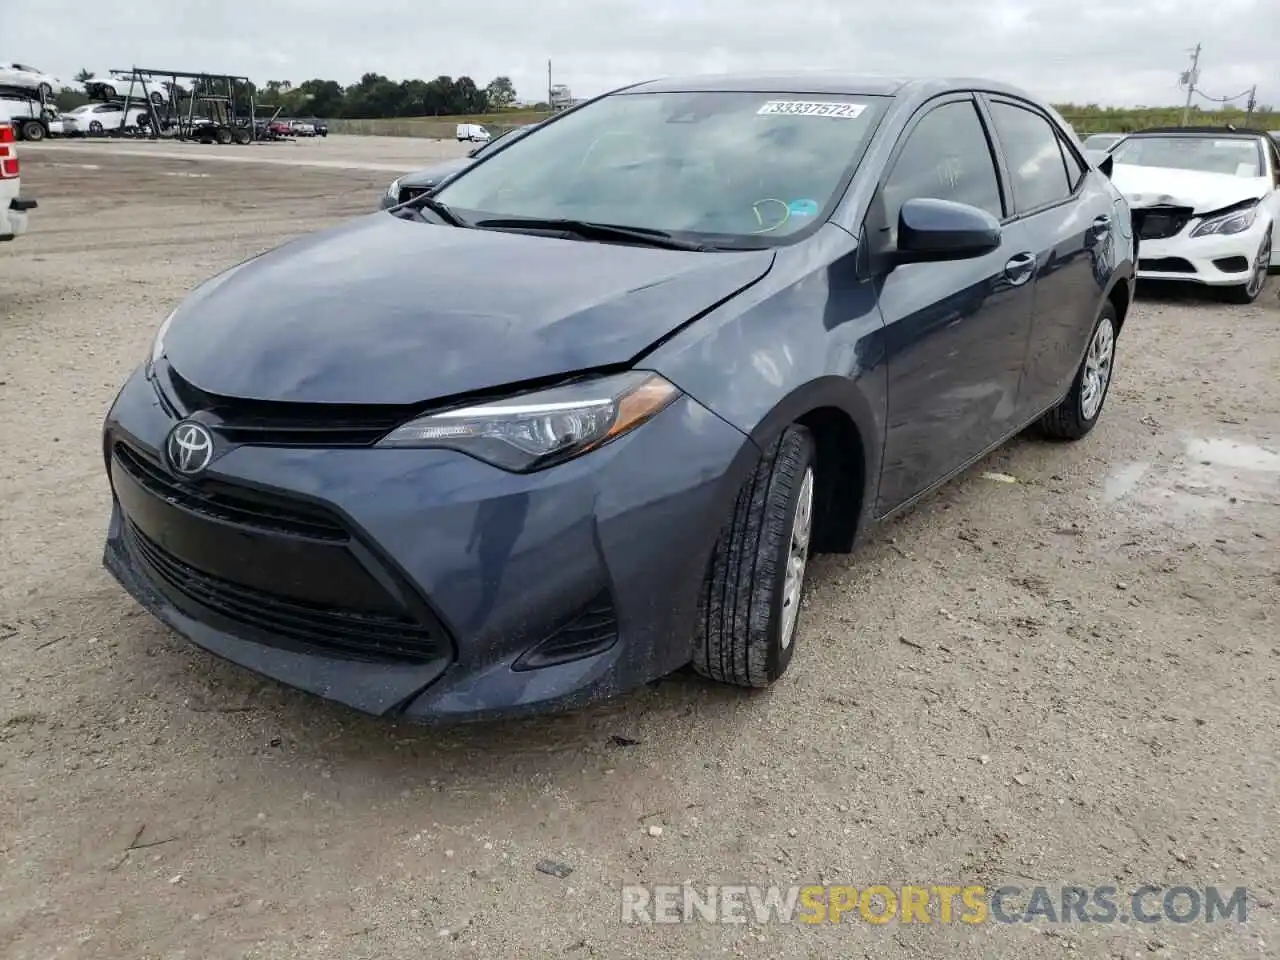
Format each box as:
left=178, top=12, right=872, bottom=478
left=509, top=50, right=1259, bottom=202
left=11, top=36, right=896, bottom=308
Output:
left=456, top=123, right=491, bottom=143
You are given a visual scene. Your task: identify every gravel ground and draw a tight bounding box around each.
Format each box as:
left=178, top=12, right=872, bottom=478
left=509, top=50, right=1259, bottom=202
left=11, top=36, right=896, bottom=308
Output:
left=1, top=138, right=1278, bottom=960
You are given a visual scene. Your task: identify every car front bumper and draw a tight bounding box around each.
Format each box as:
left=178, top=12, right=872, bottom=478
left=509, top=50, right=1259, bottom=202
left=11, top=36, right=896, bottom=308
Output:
left=1135, top=218, right=1270, bottom=286
left=102, top=366, right=757, bottom=723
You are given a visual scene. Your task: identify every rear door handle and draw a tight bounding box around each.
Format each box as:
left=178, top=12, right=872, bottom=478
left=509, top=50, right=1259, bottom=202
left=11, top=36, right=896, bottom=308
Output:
left=1004, top=252, right=1036, bottom=285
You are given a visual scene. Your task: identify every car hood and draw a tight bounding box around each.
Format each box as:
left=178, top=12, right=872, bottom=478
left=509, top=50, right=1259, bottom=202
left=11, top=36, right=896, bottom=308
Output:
left=1111, top=164, right=1271, bottom=214
left=398, top=156, right=475, bottom=188
left=163, top=213, right=774, bottom=405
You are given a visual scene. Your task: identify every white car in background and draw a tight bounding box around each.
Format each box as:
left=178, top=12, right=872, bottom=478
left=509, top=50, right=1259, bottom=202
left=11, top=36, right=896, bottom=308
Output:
left=60, top=102, right=151, bottom=136
left=1110, top=127, right=1280, bottom=303
left=0, top=62, right=73, bottom=98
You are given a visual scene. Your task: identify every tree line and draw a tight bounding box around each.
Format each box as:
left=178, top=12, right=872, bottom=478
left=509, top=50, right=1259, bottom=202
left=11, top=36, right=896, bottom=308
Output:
left=63, top=71, right=1276, bottom=128
left=65, top=71, right=531, bottom=118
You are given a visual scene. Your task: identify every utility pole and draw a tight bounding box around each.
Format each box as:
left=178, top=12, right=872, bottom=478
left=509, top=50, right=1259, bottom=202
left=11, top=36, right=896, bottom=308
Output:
left=547, top=59, right=552, bottom=110
left=1245, top=84, right=1257, bottom=125
left=1179, top=43, right=1201, bottom=126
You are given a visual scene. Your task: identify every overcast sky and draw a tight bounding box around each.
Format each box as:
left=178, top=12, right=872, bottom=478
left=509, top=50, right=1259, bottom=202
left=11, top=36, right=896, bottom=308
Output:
left=6, top=0, right=1277, bottom=108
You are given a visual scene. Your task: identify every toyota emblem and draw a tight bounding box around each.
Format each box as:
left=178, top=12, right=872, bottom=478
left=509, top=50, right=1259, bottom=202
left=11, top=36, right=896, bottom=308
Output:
left=165, top=421, right=215, bottom=476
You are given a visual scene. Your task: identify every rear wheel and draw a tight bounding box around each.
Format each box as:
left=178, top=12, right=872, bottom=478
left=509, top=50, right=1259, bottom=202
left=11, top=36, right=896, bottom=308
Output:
left=88, top=120, right=103, bottom=135
left=233, top=127, right=251, bottom=145
left=693, top=425, right=816, bottom=688
left=19, top=119, right=45, bottom=141
left=1222, top=233, right=1271, bottom=304
left=215, top=126, right=233, bottom=145
left=1038, top=302, right=1117, bottom=441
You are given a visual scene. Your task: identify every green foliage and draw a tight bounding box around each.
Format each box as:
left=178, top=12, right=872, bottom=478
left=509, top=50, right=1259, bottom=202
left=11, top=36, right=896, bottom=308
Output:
left=1055, top=102, right=1280, bottom=134
left=247, top=74, right=519, bottom=119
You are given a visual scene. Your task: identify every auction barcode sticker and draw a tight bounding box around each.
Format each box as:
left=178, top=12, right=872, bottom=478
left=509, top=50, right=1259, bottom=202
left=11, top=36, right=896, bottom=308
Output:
left=757, top=100, right=867, bottom=119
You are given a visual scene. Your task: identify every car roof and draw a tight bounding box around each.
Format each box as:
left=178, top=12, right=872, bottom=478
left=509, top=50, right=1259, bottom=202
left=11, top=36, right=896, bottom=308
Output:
left=1124, top=126, right=1271, bottom=139
left=620, top=72, right=1040, bottom=101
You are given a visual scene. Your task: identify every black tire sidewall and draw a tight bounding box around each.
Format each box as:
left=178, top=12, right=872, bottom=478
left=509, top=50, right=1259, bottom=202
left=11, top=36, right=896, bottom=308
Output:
left=757, top=428, right=816, bottom=682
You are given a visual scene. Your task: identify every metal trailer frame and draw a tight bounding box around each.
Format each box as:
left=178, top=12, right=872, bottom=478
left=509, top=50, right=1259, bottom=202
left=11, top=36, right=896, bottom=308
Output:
left=110, top=67, right=262, bottom=144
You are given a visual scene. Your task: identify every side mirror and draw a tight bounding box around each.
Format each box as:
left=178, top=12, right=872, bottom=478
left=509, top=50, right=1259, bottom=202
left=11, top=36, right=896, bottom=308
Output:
left=895, top=197, right=1002, bottom=264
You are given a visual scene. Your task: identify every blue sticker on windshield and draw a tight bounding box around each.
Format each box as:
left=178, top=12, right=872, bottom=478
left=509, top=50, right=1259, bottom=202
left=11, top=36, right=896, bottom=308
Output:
left=789, top=199, right=820, bottom=217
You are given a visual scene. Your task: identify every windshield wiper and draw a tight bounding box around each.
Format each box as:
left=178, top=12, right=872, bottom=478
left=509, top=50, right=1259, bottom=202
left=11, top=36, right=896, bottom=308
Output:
left=411, top=195, right=469, bottom=227
left=474, top=217, right=708, bottom=251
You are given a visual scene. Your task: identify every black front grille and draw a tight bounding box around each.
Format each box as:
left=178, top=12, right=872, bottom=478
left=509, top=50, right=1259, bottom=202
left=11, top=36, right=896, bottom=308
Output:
left=1132, top=206, right=1193, bottom=241
left=515, top=593, right=619, bottom=670
left=127, top=522, right=445, bottom=664
left=113, top=443, right=347, bottom=541
left=1139, top=257, right=1196, bottom=273
left=155, top=363, right=412, bottom=448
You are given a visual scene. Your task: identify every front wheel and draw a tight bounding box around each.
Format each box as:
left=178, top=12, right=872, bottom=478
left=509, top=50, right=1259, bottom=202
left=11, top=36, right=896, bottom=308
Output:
left=693, top=425, right=816, bottom=688
left=1038, top=302, right=1117, bottom=441
left=1222, top=233, right=1272, bottom=304
left=88, top=120, right=103, bottom=135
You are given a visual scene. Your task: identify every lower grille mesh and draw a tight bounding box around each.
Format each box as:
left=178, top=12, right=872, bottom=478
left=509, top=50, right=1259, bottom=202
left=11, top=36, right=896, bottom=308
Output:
left=127, top=523, right=446, bottom=664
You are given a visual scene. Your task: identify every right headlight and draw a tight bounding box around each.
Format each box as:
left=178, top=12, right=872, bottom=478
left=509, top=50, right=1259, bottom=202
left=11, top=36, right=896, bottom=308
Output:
left=376, top=371, right=681, bottom=472
left=1189, top=200, right=1259, bottom=238
left=384, top=178, right=402, bottom=202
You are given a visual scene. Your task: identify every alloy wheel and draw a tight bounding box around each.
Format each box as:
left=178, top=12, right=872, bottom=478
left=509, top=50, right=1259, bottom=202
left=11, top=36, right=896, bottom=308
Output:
left=1246, top=234, right=1272, bottom=300
left=1080, top=317, right=1115, bottom=422
left=780, top=467, right=814, bottom=650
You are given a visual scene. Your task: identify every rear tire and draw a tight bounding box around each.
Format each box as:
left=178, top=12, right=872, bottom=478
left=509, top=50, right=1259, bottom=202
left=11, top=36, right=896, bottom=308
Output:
left=1038, top=302, right=1117, bottom=441
left=693, top=425, right=816, bottom=688
left=233, top=128, right=251, bottom=145
left=19, top=119, right=45, bottom=141
left=215, top=126, right=233, bottom=145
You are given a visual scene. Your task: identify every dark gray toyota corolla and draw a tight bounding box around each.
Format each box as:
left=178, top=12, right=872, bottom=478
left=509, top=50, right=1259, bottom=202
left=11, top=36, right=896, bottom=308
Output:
left=103, top=74, right=1135, bottom=722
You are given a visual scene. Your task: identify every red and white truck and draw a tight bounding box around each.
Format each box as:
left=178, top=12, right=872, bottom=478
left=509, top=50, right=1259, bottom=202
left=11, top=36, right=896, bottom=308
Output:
left=1, top=107, right=38, bottom=242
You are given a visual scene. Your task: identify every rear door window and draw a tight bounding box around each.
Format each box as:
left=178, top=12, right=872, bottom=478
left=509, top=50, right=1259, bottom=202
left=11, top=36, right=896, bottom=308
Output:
left=988, top=102, right=1073, bottom=213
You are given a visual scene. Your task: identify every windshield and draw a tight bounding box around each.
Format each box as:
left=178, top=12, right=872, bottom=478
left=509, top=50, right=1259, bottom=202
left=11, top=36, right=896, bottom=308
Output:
left=1083, top=134, right=1122, bottom=150
left=1111, top=135, right=1263, bottom=177
left=432, top=90, right=887, bottom=243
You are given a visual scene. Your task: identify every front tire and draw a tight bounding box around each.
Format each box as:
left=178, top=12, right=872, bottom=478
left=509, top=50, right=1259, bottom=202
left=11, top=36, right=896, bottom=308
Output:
left=1038, top=302, right=1117, bottom=441
left=694, top=425, right=816, bottom=688
left=1222, top=233, right=1271, bottom=304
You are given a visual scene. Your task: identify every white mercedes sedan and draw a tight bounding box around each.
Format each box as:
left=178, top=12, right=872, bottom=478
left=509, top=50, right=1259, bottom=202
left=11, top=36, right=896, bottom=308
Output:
left=1110, top=127, right=1279, bottom=303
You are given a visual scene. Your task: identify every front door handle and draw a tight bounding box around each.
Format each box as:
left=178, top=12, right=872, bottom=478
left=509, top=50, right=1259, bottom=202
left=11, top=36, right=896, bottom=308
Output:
left=1004, top=252, right=1036, bottom=286
left=1090, top=214, right=1112, bottom=234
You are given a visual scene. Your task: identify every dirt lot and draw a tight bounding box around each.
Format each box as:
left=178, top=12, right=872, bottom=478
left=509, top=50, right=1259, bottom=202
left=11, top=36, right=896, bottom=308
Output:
left=1, top=137, right=1278, bottom=959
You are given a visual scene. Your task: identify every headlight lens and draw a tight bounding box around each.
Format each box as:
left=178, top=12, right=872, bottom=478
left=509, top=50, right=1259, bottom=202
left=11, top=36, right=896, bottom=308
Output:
left=385, top=177, right=401, bottom=200
left=376, top=371, right=681, bottom=471
left=1190, top=202, right=1259, bottom=238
